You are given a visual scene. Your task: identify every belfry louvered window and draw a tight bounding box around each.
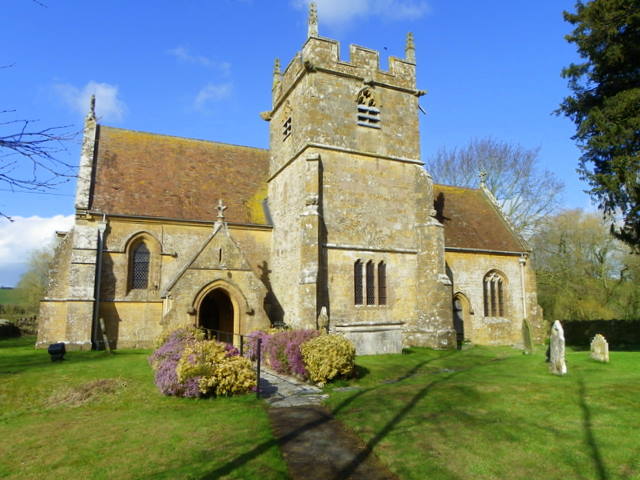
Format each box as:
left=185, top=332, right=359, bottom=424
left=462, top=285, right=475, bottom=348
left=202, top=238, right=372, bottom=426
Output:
left=354, top=260, right=363, bottom=305
left=282, top=116, right=292, bottom=139
left=132, top=243, right=150, bottom=289
left=378, top=261, right=386, bottom=305
left=483, top=271, right=506, bottom=317
left=356, top=88, right=380, bottom=129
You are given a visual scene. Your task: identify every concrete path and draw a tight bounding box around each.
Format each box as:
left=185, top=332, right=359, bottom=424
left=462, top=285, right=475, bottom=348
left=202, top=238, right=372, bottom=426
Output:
left=260, top=368, right=398, bottom=480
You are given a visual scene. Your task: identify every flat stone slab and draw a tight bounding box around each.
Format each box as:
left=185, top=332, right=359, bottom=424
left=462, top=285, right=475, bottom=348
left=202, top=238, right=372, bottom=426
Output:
left=269, top=405, right=398, bottom=480
left=259, top=369, right=326, bottom=406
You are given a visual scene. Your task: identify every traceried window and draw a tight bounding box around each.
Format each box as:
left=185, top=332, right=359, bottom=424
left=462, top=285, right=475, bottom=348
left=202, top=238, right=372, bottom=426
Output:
left=354, top=260, right=363, bottom=305
left=377, top=261, right=386, bottom=305
left=356, top=88, right=380, bottom=128
left=131, top=243, right=150, bottom=290
left=483, top=270, right=506, bottom=317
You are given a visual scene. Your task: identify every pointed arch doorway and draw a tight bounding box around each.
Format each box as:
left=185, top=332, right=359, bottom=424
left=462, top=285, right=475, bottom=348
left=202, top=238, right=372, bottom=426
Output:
left=453, top=293, right=471, bottom=349
left=198, top=288, right=235, bottom=343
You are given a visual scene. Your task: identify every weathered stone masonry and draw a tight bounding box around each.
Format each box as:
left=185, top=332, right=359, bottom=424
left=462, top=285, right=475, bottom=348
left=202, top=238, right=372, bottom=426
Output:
left=37, top=4, right=543, bottom=353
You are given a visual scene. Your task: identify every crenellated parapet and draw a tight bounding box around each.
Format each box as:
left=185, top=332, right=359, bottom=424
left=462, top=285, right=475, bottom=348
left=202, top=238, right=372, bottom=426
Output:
left=272, top=36, right=420, bottom=109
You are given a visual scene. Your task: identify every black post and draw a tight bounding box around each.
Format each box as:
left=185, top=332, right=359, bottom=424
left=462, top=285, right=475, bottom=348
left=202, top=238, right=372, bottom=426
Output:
left=256, top=338, right=262, bottom=399
left=240, top=335, right=244, bottom=357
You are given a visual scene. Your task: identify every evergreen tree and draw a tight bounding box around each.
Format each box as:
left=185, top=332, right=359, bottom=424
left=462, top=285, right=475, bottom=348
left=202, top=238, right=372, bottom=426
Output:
left=558, top=0, right=640, bottom=250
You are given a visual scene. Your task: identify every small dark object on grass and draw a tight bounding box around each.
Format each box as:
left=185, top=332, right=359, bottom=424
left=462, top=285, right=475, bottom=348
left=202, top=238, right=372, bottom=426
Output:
left=48, top=343, right=66, bottom=362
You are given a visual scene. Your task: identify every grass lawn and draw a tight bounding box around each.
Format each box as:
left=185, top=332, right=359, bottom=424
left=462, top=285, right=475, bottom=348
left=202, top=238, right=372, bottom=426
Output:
left=325, top=345, right=640, bottom=480
left=0, top=337, right=287, bottom=480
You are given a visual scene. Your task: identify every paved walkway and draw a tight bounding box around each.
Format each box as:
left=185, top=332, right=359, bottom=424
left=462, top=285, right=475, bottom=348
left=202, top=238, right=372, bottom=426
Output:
left=259, top=368, right=398, bottom=480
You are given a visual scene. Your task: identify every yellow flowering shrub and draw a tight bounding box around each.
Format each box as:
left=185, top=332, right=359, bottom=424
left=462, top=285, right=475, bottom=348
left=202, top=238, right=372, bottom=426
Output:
left=176, top=340, right=227, bottom=383
left=176, top=340, right=255, bottom=396
left=199, top=356, right=256, bottom=396
left=300, top=334, right=355, bottom=385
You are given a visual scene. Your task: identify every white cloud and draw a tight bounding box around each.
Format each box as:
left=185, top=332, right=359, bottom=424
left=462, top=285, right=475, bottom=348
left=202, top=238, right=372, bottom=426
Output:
left=292, top=0, right=429, bottom=26
left=193, top=83, right=233, bottom=111
left=53, top=81, right=127, bottom=122
left=0, top=215, right=74, bottom=285
left=167, top=47, right=231, bottom=76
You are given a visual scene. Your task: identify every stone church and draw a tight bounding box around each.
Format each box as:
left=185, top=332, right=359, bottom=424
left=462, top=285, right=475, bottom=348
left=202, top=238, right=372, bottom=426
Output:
left=37, top=5, right=543, bottom=354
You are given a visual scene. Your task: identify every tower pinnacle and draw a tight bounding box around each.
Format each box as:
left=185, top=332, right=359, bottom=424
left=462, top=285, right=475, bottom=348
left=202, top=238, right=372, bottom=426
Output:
left=86, top=94, right=96, bottom=123
left=308, top=2, right=318, bottom=37
left=273, top=58, right=281, bottom=89
left=405, top=32, right=416, bottom=63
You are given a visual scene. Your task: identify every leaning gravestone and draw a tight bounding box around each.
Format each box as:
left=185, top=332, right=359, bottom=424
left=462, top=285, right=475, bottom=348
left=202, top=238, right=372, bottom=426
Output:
left=590, top=334, right=609, bottom=363
left=549, top=320, right=567, bottom=375
left=522, top=318, right=534, bottom=355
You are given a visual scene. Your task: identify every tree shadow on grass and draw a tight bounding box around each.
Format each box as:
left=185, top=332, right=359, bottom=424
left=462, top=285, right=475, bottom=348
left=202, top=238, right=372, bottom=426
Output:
left=577, top=377, right=609, bottom=480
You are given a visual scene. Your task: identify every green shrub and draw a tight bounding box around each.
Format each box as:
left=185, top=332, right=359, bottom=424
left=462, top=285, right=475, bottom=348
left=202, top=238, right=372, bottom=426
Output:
left=300, top=334, right=355, bottom=385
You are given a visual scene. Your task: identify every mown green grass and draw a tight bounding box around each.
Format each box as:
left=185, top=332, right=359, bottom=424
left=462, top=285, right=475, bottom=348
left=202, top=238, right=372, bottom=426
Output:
left=326, top=346, right=640, bottom=480
left=0, top=337, right=287, bottom=480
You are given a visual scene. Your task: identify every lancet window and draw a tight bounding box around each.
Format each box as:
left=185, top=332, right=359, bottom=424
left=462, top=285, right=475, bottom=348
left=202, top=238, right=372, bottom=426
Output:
left=131, top=242, right=150, bottom=290
left=483, top=270, right=506, bottom=317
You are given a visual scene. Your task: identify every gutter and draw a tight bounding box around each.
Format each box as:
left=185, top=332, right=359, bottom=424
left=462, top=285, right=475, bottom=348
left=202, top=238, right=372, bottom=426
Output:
left=91, top=215, right=107, bottom=349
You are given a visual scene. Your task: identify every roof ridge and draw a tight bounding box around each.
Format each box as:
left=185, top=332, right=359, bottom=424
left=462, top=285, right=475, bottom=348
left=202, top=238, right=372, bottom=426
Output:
left=99, top=125, right=269, bottom=152
left=433, top=182, right=480, bottom=192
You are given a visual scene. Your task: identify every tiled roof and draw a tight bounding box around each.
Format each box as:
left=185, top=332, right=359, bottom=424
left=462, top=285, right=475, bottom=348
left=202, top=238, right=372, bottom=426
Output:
left=433, top=184, right=527, bottom=252
left=90, top=127, right=270, bottom=224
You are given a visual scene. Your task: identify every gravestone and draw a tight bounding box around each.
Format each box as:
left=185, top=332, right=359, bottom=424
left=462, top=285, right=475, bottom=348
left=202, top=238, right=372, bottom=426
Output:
left=522, top=318, right=534, bottom=355
left=317, top=306, right=329, bottom=333
left=590, top=334, right=609, bottom=363
left=549, top=320, right=567, bottom=375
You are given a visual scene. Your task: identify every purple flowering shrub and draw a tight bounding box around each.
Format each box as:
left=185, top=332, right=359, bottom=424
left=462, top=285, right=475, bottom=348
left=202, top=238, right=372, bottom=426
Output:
left=244, top=330, right=271, bottom=362
left=263, top=329, right=320, bottom=378
left=149, top=328, right=253, bottom=398
left=148, top=327, right=202, bottom=397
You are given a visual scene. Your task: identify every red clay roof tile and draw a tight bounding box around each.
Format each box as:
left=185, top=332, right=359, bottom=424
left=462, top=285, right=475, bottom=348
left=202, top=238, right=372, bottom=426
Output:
left=90, top=126, right=269, bottom=224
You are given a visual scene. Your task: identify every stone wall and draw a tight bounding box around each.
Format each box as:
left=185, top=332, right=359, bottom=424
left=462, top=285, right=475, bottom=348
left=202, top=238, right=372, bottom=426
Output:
left=445, top=251, right=542, bottom=345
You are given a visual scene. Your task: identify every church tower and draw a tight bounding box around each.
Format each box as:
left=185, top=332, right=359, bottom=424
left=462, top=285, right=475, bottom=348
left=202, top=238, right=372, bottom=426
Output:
left=264, top=3, right=455, bottom=352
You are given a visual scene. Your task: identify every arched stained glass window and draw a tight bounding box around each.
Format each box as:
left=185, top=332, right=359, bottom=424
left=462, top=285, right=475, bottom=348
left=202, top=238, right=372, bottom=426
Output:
left=354, top=260, right=363, bottom=305
left=131, top=243, right=150, bottom=289
left=377, top=261, right=386, bottom=305
left=366, top=260, right=375, bottom=305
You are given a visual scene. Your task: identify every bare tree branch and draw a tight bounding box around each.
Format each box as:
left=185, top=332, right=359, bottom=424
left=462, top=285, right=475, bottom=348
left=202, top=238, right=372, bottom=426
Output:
left=425, top=137, right=565, bottom=237
left=0, top=114, right=78, bottom=220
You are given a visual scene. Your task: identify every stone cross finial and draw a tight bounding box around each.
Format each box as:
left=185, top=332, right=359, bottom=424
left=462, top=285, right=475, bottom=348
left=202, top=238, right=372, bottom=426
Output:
left=405, top=32, right=416, bottom=63
left=273, top=58, right=281, bottom=89
left=216, top=199, right=227, bottom=220
left=308, top=1, right=318, bottom=37
left=479, top=169, right=487, bottom=188
left=86, top=94, right=96, bottom=122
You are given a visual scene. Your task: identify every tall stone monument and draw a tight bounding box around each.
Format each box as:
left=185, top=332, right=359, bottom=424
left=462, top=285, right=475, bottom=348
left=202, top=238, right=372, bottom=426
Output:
left=549, top=320, right=567, bottom=375
left=590, top=334, right=609, bottom=363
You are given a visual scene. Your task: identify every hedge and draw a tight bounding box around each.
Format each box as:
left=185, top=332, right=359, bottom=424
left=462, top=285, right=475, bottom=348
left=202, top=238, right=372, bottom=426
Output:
left=561, top=320, right=640, bottom=349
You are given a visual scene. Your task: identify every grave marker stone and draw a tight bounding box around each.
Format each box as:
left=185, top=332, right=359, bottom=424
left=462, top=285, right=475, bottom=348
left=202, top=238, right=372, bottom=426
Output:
left=550, top=320, right=567, bottom=375
left=590, top=334, right=609, bottom=363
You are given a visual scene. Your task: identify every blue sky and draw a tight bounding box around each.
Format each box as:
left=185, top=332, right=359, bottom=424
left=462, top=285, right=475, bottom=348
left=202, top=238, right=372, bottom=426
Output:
left=0, top=0, right=587, bottom=286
